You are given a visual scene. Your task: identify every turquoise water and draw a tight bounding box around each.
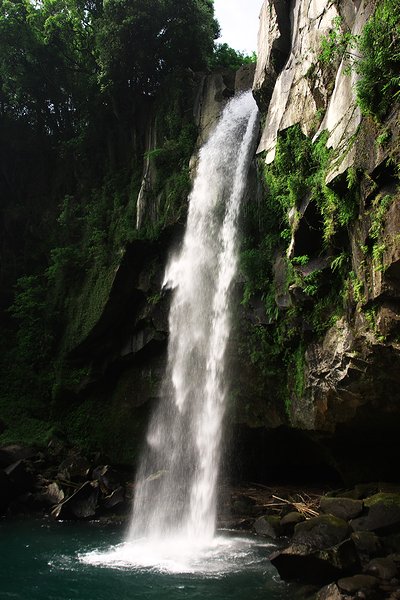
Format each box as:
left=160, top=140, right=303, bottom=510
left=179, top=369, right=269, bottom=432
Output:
left=0, top=520, right=292, bottom=600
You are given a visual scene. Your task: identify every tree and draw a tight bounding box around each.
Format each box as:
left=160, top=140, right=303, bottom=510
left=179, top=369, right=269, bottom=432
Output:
left=95, top=0, right=219, bottom=97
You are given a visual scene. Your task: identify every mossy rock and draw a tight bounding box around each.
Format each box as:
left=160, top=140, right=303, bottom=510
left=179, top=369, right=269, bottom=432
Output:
left=365, top=492, right=400, bottom=509
left=319, top=496, right=364, bottom=521
left=293, top=515, right=351, bottom=551
left=254, top=514, right=282, bottom=538
left=271, top=538, right=360, bottom=585
left=351, top=493, right=400, bottom=535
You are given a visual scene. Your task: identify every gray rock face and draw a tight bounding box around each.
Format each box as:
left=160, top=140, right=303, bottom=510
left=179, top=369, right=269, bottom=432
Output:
left=253, top=0, right=291, bottom=111
left=235, top=63, right=256, bottom=93
left=255, top=0, right=339, bottom=161
left=254, top=0, right=375, bottom=182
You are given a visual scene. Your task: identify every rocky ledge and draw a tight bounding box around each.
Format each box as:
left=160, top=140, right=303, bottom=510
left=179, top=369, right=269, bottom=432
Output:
left=0, top=443, right=133, bottom=521
left=2, top=443, right=400, bottom=598
left=230, top=483, right=400, bottom=599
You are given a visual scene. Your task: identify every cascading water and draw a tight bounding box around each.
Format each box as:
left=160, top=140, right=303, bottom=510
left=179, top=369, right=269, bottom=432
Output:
left=81, top=92, right=263, bottom=574
left=128, top=91, right=259, bottom=545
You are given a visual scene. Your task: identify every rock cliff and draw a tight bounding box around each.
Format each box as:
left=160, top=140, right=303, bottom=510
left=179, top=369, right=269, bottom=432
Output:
left=233, top=0, right=400, bottom=484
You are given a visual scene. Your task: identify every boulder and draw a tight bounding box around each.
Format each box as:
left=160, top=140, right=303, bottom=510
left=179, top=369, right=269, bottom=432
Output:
left=270, top=538, right=360, bottom=584
left=102, top=486, right=125, bottom=510
left=292, top=515, right=351, bottom=551
left=337, top=574, right=379, bottom=594
left=280, top=511, right=305, bottom=536
left=315, top=583, right=344, bottom=600
left=365, top=557, right=398, bottom=580
left=254, top=515, right=281, bottom=538
left=351, top=493, right=400, bottom=535
left=320, top=496, right=364, bottom=521
left=40, top=482, right=65, bottom=506
left=92, top=465, right=121, bottom=495
left=52, top=481, right=99, bottom=520
left=351, top=531, right=381, bottom=558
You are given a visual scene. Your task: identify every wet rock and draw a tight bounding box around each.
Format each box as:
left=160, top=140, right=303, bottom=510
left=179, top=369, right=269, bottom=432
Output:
left=270, top=538, right=360, bottom=584
left=365, top=557, right=398, bottom=580
left=351, top=531, right=381, bottom=558
left=102, top=486, right=125, bottom=510
left=293, top=515, right=351, bottom=551
left=316, top=583, right=344, bottom=600
left=280, top=511, right=305, bottom=536
left=40, top=482, right=65, bottom=506
left=320, top=497, right=364, bottom=521
left=254, top=515, right=281, bottom=538
left=52, top=481, right=99, bottom=520
left=92, top=465, right=121, bottom=495
left=337, top=574, right=379, bottom=594
left=351, top=493, right=400, bottom=535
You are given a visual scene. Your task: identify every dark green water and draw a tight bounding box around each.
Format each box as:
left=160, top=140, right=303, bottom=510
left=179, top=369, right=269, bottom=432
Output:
left=0, top=520, right=292, bottom=600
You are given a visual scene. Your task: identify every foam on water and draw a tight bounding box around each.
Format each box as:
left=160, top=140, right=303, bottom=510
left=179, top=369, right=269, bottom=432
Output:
left=79, top=534, right=274, bottom=575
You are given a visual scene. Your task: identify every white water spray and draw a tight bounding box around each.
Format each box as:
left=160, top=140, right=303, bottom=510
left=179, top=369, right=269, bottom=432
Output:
left=127, top=91, right=259, bottom=546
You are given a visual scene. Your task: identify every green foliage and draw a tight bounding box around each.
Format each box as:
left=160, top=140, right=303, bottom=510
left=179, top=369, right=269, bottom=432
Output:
left=318, top=3, right=400, bottom=120
left=376, top=129, right=391, bottom=147
left=261, top=126, right=357, bottom=243
left=96, top=0, right=218, bottom=96
left=302, top=270, right=322, bottom=297
left=0, top=0, right=216, bottom=449
left=330, top=251, right=349, bottom=276
left=292, top=344, right=305, bottom=400
left=238, top=125, right=358, bottom=416
left=318, top=16, right=356, bottom=65
left=349, top=271, right=365, bottom=305
left=291, top=255, right=309, bottom=266
left=210, top=43, right=257, bottom=71
left=369, top=194, right=393, bottom=241
left=355, top=0, right=400, bottom=119
left=8, top=275, right=54, bottom=366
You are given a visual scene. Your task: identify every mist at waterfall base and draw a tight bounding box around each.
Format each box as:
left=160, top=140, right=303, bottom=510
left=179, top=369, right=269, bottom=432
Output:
left=0, top=93, right=290, bottom=599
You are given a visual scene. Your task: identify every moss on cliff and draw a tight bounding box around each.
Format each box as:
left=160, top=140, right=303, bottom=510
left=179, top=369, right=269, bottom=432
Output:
left=236, top=124, right=357, bottom=422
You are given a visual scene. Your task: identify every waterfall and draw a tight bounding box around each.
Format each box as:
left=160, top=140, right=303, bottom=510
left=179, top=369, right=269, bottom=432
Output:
left=128, top=91, right=259, bottom=544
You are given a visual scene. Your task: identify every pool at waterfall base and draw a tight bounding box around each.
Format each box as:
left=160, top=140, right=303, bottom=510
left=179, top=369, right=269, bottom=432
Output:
left=0, top=519, right=293, bottom=599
